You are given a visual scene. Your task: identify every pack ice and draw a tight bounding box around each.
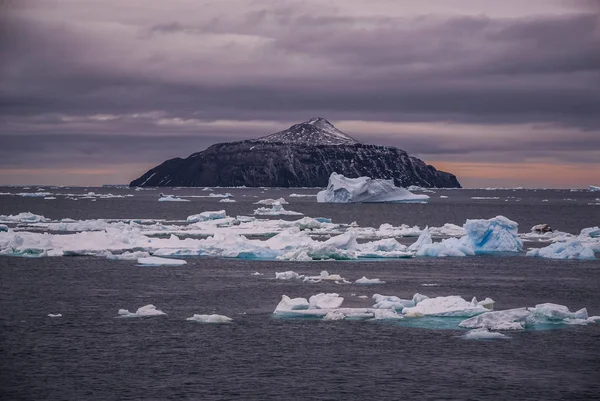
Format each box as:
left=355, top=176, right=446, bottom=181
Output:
left=316, top=173, right=430, bottom=203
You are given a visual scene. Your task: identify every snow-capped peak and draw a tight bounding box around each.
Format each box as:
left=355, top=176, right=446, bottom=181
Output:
left=258, top=118, right=359, bottom=146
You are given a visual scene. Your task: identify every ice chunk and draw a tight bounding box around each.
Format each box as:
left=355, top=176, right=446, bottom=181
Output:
left=219, top=198, right=236, bottom=203
left=251, top=272, right=263, bottom=276
left=48, top=313, right=62, bottom=318
left=529, top=303, right=588, bottom=321
left=186, top=314, right=232, bottom=323
left=372, top=293, right=425, bottom=311
left=303, top=270, right=349, bottom=283
left=463, top=216, right=523, bottom=253
left=254, top=204, right=303, bottom=216
left=275, top=295, right=310, bottom=311
left=462, top=328, right=509, bottom=339
left=208, top=193, right=233, bottom=198
left=526, top=240, right=596, bottom=260
left=254, top=198, right=289, bottom=205
left=402, top=295, right=489, bottom=317
left=355, top=276, right=386, bottom=285
left=309, top=293, right=344, bottom=309
left=459, top=308, right=531, bottom=330
left=275, top=271, right=304, bottom=280
left=186, top=210, right=227, bottom=223
left=118, top=304, right=166, bottom=317
left=317, top=173, right=429, bottom=203
left=579, top=226, right=600, bottom=238
left=137, top=256, right=187, bottom=266
left=158, top=194, right=189, bottom=202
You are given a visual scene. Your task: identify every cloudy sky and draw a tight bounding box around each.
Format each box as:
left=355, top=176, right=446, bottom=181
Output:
left=1, top=0, right=599, bottom=187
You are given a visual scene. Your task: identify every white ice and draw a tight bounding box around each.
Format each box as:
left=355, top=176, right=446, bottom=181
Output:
left=48, top=313, right=62, bottom=318
left=138, top=256, right=187, bottom=266
left=462, top=328, right=509, bottom=339
left=254, top=198, right=289, bottom=205
left=303, top=270, right=350, bottom=283
left=186, top=314, right=232, bottom=323
left=186, top=210, right=227, bottom=223
left=106, top=251, right=151, bottom=260
left=316, top=173, right=430, bottom=203
left=219, top=198, right=236, bottom=203
left=275, top=271, right=304, bottom=280
left=0, top=212, right=50, bottom=223
left=526, top=240, right=596, bottom=260
left=254, top=204, right=303, bottom=216
left=355, top=276, right=386, bottom=285
left=402, top=295, right=490, bottom=317
left=158, top=195, right=189, bottom=202
left=118, top=304, right=166, bottom=317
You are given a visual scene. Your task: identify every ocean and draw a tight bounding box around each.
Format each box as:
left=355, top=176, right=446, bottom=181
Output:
left=1, top=186, right=599, bottom=400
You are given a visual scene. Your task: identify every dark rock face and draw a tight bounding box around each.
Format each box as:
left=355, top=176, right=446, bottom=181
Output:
left=130, top=118, right=461, bottom=188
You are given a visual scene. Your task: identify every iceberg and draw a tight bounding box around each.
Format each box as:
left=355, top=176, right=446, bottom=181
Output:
left=589, top=185, right=600, bottom=191
left=186, top=210, right=227, bottom=223
left=137, top=256, right=187, bottom=266
left=254, top=204, right=303, bottom=216
left=316, top=173, right=430, bottom=203
left=118, top=304, right=166, bottom=317
left=186, top=314, right=233, bottom=323
left=355, top=276, right=386, bottom=285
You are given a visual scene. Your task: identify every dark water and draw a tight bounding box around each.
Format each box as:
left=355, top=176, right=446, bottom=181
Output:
left=1, top=187, right=600, bottom=400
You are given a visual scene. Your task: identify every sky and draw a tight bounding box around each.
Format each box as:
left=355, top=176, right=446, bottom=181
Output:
left=1, top=0, right=599, bottom=188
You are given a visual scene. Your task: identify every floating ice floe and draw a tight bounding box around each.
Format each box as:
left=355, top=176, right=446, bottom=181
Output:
left=48, top=313, right=62, bottom=318
left=355, top=277, right=386, bottom=285
left=186, top=314, right=232, bottom=323
left=254, top=204, right=303, bottom=216
left=158, top=194, right=189, bottom=202
left=471, top=197, right=500, bottom=200
left=254, top=198, right=289, bottom=205
left=118, top=304, right=166, bottom=317
left=402, top=296, right=493, bottom=317
left=303, top=270, right=350, bottom=283
left=18, top=192, right=53, bottom=197
left=138, top=256, right=187, bottom=266
left=202, top=187, right=213, bottom=191
left=462, top=328, right=509, bottom=339
left=251, top=271, right=263, bottom=276
left=208, top=193, right=233, bottom=198
left=459, top=303, right=595, bottom=330
left=44, top=197, right=56, bottom=200
left=186, top=210, right=227, bottom=223
left=289, top=193, right=317, bottom=197
left=0, top=212, right=50, bottom=223
left=526, top=240, right=597, bottom=260
left=219, top=198, right=236, bottom=203
left=275, top=271, right=304, bottom=280
left=317, top=173, right=429, bottom=203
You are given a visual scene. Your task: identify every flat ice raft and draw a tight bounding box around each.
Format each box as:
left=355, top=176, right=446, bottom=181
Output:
left=317, top=173, right=429, bottom=203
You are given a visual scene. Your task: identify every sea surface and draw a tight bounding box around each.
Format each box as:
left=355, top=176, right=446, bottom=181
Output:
left=1, top=186, right=599, bottom=400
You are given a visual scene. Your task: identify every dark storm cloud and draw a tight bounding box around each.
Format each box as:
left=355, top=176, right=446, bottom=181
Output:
left=0, top=0, right=599, bottom=183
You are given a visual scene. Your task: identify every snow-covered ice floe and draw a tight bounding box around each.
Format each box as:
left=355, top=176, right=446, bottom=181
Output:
left=118, top=304, right=166, bottom=317
left=137, top=256, right=187, bottom=266
left=186, top=314, right=232, bottom=323
left=317, top=173, right=429, bottom=203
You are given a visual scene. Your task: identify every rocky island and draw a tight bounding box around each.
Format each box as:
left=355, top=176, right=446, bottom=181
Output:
left=130, top=118, right=461, bottom=188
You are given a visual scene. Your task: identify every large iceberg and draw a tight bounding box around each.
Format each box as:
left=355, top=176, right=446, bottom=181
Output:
left=316, top=173, right=430, bottom=203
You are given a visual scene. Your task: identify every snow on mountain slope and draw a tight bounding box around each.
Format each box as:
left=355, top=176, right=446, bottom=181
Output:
left=258, top=118, right=358, bottom=146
